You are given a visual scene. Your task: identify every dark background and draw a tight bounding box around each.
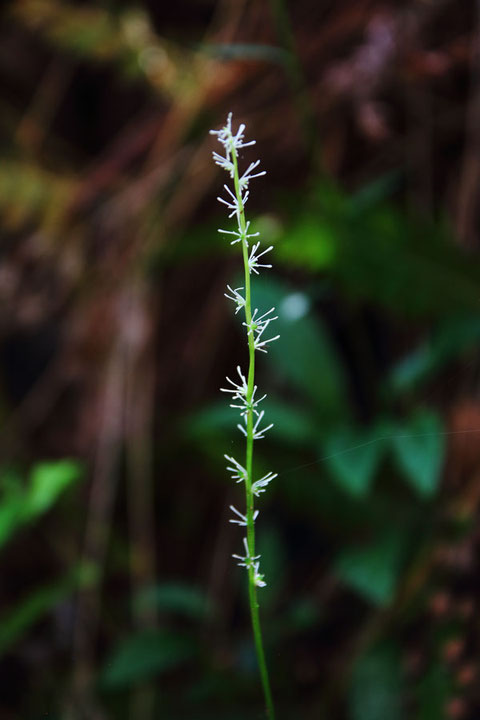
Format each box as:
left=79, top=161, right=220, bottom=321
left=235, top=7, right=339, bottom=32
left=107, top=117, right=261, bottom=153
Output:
left=1, top=1, right=480, bottom=718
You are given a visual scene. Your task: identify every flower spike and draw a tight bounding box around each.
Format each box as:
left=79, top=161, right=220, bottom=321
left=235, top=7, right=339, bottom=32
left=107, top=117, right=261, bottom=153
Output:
left=212, top=113, right=277, bottom=715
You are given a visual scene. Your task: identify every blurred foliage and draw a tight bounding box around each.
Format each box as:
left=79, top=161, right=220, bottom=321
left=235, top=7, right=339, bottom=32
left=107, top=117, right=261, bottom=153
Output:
left=0, top=562, right=96, bottom=657
left=0, top=163, right=76, bottom=231
left=0, top=460, right=82, bottom=549
left=349, top=642, right=404, bottom=720
left=102, top=628, right=198, bottom=688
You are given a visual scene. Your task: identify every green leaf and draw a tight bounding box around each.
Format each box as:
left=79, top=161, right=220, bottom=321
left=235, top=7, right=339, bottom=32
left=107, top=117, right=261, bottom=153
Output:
left=0, top=563, right=97, bottom=656
left=0, top=460, right=82, bottom=549
left=0, top=471, right=24, bottom=548
left=349, top=643, right=404, bottom=720
left=102, top=630, right=196, bottom=688
left=348, top=172, right=402, bottom=215
left=323, top=426, right=385, bottom=497
left=387, top=315, right=480, bottom=395
left=276, top=213, right=337, bottom=271
left=272, top=181, right=480, bottom=318
left=251, top=277, right=348, bottom=420
left=391, top=411, right=444, bottom=498
left=335, top=527, right=407, bottom=606
left=26, top=460, right=82, bottom=516
left=283, top=597, right=319, bottom=632
left=340, top=205, right=474, bottom=317
left=186, top=403, right=238, bottom=440
left=417, top=663, right=451, bottom=720
left=253, top=399, right=318, bottom=447
left=135, top=583, right=212, bottom=621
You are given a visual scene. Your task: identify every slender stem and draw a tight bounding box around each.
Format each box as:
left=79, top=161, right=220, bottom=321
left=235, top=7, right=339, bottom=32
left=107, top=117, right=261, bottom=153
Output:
left=231, top=143, right=276, bottom=720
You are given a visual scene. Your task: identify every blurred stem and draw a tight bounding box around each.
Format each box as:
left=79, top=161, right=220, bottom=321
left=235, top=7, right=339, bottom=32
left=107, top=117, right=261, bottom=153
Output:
left=269, top=0, right=321, bottom=172
left=232, top=143, right=275, bottom=719
left=16, top=58, right=74, bottom=155
left=69, top=340, right=124, bottom=717
left=124, top=279, right=158, bottom=720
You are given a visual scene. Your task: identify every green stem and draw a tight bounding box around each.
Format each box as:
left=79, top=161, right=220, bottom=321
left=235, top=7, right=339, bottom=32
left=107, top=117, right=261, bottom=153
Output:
left=231, top=142, right=276, bottom=720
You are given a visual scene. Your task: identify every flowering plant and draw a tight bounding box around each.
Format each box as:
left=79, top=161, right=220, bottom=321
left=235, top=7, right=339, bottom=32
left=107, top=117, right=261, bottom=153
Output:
left=211, top=113, right=277, bottom=718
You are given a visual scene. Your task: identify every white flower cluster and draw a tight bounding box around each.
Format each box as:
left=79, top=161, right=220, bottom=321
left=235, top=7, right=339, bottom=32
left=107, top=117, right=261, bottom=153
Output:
left=243, top=307, right=280, bottom=354
left=211, top=113, right=278, bottom=589
left=232, top=537, right=266, bottom=588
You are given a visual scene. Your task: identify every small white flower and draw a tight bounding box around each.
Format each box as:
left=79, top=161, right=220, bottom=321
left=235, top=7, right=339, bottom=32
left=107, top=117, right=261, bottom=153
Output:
left=220, top=365, right=248, bottom=399
left=224, top=285, right=246, bottom=313
left=254, top=332, right=280, bottom=353
left=243, top=307, right=280, bottom=353
left=229, top=385, right=267, bottom=417
left=244, top=307, right=277, bottom=335
left=252, top=471, right=277, bottom=496
left=252, top=561, right=267, bottom=587
left=210, top=113, right=256, bottom=153
left=229, top=504, right=259, bottom=526
left=217, top=183, right=249, bottom=219
left=239, top=160, right=266, bottom=189
left=248, top=242, right=273, bottom=275
left=229, top=122, right=256, bottom=151
left=252, top=411, right=274, bottom=439
left=218, top=228, right=243, bottom=245
left=232, top=543, right=266, bottom=586
left=212, top=150, right=234, bottom=177
left=237, top=410, right=274, bottom=440
left=232, top=536, right=261, bottom=569
left=224, top=454, right=247, bottom=483
left=218, top=220, right=259, bottom=247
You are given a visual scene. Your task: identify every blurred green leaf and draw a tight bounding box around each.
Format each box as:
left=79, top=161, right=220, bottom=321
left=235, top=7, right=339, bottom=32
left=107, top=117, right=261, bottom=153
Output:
left=284, top=597, right=319, bottom=631
left=0, top=563, right=97, bottom=656
left=349, top=643, right=404, bottom=720
left=0, top=162, right=75, bottom=231
left=335, top=527, right=408, bottom=606
left=417, top=663, right=451, bottom=720
left=0, top=471, right=23, bottom=548
left=337, top=207, right=480, bottom=318
left=269, top=596, right=320, bottom=642
left=276, top=213, right=336, bottom=271
left=391, top=411, right=444, bottom=498
left=322, top=426, right=385, bottom=497
left=27, top=460, right=82, bottom=515
left=277, top=464, right=379, bottom=536
left=102, top=629, right=196, bottom=688
left=348, top=171, right=403, bottom=215
left=0, top=460, right=82, bottom=549
left=186, top=403, right=238, bottom=440
left=135, top=583, right=212, bottom=620
left=276, top=182, right=480, bottom=318
left=387, top=315, right=480, bottom=395
left=251, top=277, right=348, bottom=420
left=261, top=400, right=318, bottom=447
